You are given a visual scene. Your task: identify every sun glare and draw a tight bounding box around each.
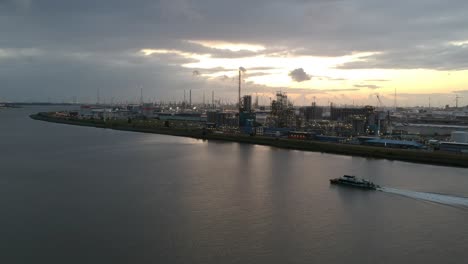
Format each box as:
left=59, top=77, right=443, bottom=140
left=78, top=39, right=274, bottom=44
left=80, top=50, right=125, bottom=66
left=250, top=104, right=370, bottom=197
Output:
left=140, top=45, right=468, bottom=101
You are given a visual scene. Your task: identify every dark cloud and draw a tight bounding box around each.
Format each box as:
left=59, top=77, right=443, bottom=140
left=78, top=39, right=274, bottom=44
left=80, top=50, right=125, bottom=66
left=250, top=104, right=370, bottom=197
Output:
left=289, top=68, right=311, bottom=82
left=147, top=52, right=199, bottom=65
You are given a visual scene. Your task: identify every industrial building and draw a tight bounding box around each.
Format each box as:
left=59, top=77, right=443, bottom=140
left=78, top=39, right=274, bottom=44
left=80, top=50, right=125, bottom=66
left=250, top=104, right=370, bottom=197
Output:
left=300, top=103, right=323, bottom=122
left=393, top=123, right=468, bottom=136
left=207, top=111, right=237, bottom=127
left=451, top=131, right=468, bottom=143
left=439, top=142, right=468, bottom=153
left=268, top=92, right=295, bottom=128
left=330, top=106, right=375, bottom=122
left=362, top=139, right=425, bottom=149
left=241, top=95, right=252, bottom=112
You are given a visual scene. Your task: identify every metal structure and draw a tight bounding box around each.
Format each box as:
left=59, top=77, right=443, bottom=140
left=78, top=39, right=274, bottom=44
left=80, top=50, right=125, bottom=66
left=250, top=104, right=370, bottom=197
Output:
left=238, top=67, right=246, bottom=127
left=455, top=94, right=463, bottom=108
left=242, top=95, right=252, bottom=112
left=269, top=92, right=295, bottom=128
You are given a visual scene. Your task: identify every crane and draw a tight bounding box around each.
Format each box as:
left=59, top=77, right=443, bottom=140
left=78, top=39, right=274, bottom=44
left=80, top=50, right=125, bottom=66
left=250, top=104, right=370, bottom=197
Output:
left=455, top=94, right=463, bottom=108
left=374, top=93, right=384, bottom=136
left=375, top=93, right=383, bottom=110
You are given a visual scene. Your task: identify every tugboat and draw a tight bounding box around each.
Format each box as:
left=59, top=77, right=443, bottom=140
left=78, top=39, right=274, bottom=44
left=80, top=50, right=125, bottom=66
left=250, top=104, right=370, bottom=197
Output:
left=330, top=175, right=379, bottom=190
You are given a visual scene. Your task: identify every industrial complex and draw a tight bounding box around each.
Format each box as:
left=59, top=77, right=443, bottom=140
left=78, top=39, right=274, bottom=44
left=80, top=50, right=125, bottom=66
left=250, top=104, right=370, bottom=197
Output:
left=34, top=68, right=468, bottom=155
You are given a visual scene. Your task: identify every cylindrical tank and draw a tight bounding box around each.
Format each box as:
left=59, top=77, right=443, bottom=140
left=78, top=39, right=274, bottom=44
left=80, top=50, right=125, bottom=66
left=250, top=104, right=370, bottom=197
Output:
left=451, top=131, right=468, bottom=143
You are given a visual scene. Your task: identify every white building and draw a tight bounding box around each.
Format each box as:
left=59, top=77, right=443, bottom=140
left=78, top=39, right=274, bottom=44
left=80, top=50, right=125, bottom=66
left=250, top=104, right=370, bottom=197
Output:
left=451, top=131, right=468, bottom=143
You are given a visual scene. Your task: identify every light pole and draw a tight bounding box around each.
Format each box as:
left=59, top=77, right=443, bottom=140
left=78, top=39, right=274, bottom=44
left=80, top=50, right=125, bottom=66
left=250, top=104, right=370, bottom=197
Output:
left=238, top=67, right=246, bottom=127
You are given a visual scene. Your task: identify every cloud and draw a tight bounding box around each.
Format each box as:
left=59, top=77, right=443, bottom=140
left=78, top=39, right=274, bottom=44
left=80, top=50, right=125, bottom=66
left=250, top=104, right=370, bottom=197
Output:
left=289, top=68, right=311, bottom=82
left=453, top=90, right=468, bottom=94
left=0, top=0, right=31, bottom=11
left=354, top=84, right=381, bottom=89
left=315, top=76, right=347, bottom=81
left=245, top=72, right=273, bottom=78
left=365, top=79, right=390, bottom=82
left=1, top=0, right=468, bottom=103
left=337, top=43, right=468, bottom=70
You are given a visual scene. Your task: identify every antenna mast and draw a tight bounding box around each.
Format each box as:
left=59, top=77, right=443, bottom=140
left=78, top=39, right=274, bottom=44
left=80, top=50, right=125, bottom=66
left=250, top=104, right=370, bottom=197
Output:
left=140, top=87, right=143, bottom=105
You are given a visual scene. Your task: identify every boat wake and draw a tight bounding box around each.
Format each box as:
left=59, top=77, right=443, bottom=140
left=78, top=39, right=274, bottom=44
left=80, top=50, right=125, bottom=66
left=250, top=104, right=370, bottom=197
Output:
left=378, top=187, right=468, bottom=208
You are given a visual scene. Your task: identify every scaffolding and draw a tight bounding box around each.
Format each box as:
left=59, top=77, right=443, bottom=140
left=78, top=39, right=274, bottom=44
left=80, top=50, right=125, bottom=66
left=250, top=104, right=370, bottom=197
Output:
left=268, top=92, right=296, bottom=128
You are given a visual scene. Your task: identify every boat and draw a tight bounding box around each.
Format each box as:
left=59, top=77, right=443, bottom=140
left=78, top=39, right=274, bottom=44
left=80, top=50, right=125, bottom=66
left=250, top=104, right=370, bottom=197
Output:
left=330, top=175, right=379, bottom=190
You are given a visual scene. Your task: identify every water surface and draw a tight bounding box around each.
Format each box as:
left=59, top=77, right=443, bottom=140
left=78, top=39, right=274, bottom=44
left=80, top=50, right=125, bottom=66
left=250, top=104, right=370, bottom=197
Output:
left=1, top=107, right=467, bottom=263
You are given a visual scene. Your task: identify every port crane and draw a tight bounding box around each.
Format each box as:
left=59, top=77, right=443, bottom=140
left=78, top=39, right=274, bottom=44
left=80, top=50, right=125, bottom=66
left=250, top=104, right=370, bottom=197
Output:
left=374, top=93, right=385, bottom=136
left=455, top=94, right=463, bottom=108
left=375, top=93, right=383, bottom=110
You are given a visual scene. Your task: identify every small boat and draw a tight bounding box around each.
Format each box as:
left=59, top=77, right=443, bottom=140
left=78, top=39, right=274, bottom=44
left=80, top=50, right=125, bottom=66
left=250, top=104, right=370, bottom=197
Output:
left=330, top=175, right=379, bottom=190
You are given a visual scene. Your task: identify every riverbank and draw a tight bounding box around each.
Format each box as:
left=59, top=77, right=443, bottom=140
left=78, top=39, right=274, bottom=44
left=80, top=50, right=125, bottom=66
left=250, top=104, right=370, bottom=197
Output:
left=30, top=113, right=468, bottom=168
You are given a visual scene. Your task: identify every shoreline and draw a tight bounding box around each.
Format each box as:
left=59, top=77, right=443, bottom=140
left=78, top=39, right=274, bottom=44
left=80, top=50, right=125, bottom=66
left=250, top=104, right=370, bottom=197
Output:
left=30, top=113, right=468, bottom=168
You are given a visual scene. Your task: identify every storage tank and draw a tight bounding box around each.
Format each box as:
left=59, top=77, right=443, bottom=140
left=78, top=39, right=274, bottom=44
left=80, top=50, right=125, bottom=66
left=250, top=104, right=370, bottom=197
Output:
left=451, top=131, right=468, bottom=143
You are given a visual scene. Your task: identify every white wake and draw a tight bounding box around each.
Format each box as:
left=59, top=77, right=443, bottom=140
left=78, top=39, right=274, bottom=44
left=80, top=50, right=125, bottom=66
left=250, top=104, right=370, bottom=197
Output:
left=379, top=187, right=468, bottom=208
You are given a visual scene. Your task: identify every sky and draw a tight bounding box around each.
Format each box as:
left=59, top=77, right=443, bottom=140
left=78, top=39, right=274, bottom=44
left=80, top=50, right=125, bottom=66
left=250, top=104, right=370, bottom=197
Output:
left=1, top=0, right=468, bottom=107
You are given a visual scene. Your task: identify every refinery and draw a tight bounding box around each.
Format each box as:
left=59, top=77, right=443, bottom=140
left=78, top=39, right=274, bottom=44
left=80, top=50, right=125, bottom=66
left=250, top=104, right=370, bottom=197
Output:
left=34, top=70, right=468, bottom=156
left=10, top=67, right=465, bottom=156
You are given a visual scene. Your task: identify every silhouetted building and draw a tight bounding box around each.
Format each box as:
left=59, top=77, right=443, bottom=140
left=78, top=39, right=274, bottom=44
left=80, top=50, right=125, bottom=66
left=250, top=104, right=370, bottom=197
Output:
left=330, top=106, right=375, bottom=122
left=242, top=95, right=252, bottom=112
left=207, top=111, right=236, bottom=127
left=270, top=92, right=295, bottom=128
left=301, top=103, right=323, bottom=121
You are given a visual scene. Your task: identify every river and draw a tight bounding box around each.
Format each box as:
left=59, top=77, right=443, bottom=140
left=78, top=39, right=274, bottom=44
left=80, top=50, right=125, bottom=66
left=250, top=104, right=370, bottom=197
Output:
left=1, top=106, right=468, bottom=263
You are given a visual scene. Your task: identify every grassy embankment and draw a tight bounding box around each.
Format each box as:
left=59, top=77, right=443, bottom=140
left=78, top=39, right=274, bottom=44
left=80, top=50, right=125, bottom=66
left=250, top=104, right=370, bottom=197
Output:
left=30, top=112, right=468, bottom=168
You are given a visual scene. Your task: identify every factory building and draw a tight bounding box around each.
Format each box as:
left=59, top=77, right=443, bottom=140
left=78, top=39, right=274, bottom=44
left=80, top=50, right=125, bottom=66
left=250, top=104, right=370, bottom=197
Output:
left=451, top=131, right=468, bottom=143
left=242, top=95, right=252, bottom=112
left=300, top=103, right=323, bottom=121
left=207, top=111, right=237, bottom=127
left=269, top=92, right=295, bottom=128
left=330, top=106, right=375, bottom=122
left=393, top=124, right=468, bottom=136
left=439, top=142, right=468, bottom=153
left=363, top=139, right=425, bottom=149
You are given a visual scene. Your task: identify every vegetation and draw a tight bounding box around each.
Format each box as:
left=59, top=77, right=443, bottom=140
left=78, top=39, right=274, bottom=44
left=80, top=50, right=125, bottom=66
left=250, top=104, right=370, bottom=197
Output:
left=31, top=112, right=468, bottom=168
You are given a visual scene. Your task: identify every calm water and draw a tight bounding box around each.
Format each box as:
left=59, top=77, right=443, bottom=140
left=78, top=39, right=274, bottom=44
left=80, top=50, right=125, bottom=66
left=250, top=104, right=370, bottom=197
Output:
left=1, top=107, right=468, bottom=264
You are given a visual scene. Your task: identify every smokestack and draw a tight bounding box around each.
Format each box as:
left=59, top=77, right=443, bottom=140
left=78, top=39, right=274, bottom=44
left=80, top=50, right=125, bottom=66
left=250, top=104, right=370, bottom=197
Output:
left=238, top=67, right=246, bottom=127
left=189, top=90, right=192, bottom=107
left=140, top=87, right=143, bottom=105
left=239, top=69, right=241, bottom=110
left=212, top=90, right=214, bottom=108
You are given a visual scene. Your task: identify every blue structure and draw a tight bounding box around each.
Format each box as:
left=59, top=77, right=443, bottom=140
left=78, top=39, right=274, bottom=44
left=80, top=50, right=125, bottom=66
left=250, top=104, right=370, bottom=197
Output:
left=239, top=112, right=256, bottom=127
left=363, top=139, right=424, bottom=149
left=263, top=128, right=292, bottom=137
left=315, top=135, right=346, bottom=143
